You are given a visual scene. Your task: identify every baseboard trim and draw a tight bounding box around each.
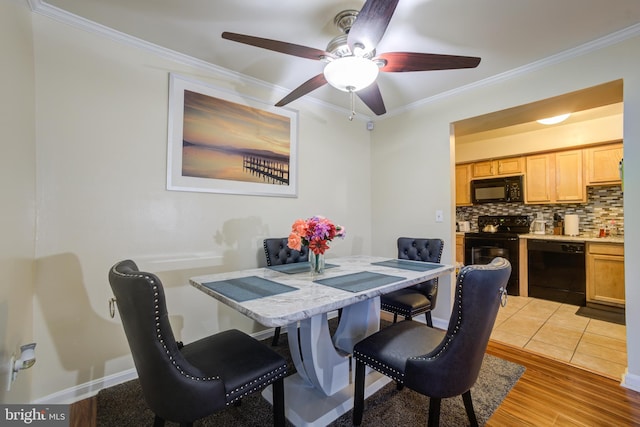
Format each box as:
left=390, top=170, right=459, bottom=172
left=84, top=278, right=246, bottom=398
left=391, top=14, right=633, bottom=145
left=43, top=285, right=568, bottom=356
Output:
left=622, top=370, right=640, bottom=392
left=33, top=328, right=279, bottom=405
left=34, top=368, right=138, bottom=405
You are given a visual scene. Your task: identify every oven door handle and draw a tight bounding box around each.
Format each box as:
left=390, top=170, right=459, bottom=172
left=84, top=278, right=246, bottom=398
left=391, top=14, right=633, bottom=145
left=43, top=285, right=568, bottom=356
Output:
left=464, top=236, right=519, bottom=242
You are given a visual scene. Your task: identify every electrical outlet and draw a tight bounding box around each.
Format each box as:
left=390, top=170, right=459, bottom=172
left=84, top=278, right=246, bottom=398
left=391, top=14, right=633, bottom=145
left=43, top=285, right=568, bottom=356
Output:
left=435, top=210, right=444, bottom=223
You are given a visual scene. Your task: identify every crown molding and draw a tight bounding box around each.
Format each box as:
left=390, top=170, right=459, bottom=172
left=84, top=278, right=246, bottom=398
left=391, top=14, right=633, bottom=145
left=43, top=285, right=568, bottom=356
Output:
left=387, top=22, right=640, bottom=119
left=27, top=0, right=371, bottom=121
left=28, top=1, right=640, bottom=121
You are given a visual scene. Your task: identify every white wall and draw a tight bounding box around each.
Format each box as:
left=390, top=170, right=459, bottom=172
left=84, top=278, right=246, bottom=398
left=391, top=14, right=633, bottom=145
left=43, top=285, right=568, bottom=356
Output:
left=28, top=14, right=372, bottom=401
left=370, top=107, right=457, bottom=322
left=0, top=0, right=36, bottom=404
left=371, top=33, right=640, bottom=389
left=455, top=113, right=623, bottom=163
left=5, top=2, right=640, bottom=404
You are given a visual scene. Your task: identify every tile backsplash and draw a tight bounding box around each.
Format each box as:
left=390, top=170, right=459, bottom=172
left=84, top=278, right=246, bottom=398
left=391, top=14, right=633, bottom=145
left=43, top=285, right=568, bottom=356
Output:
left=456, top=185, right=623, bottom=236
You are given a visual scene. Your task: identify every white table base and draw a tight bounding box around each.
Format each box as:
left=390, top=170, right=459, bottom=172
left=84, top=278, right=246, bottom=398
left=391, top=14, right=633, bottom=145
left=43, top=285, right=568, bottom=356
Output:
left=262, top=298, right=387, bottom=426
left=262, top=368, right=389, bottom=427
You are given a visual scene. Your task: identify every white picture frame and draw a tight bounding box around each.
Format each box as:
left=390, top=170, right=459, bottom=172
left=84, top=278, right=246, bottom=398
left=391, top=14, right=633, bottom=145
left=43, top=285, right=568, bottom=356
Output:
left=167, top=73, right=298, bottom=197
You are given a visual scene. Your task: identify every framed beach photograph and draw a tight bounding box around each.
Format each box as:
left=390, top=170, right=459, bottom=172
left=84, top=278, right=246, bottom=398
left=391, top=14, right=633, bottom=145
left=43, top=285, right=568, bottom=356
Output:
left=167, top=73, right=298, bottom=197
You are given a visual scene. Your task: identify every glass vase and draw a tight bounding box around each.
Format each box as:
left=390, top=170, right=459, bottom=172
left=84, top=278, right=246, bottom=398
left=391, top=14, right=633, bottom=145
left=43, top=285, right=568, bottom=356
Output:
left=310, top=252, right=325, bottom=274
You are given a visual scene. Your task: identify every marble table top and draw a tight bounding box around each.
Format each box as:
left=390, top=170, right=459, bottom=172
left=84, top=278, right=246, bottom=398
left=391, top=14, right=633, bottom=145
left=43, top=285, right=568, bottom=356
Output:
left=190, top=255, right=454, bottom=327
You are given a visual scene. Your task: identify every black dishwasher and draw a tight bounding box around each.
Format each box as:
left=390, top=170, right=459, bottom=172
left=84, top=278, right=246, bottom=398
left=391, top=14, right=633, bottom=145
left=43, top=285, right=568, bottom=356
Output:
left=527, top=240, right=586, bottom=305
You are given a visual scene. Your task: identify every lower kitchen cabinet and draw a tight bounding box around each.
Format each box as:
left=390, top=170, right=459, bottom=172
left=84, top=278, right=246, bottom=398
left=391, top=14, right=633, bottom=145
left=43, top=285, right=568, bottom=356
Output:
left=456, top=234, right=464, bottom=264
left=586, top=242, right=625, bottom=308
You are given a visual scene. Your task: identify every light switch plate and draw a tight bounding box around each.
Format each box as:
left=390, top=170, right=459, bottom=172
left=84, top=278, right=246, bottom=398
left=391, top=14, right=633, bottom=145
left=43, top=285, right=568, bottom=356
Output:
left=435, top=210, right=444, bottom=222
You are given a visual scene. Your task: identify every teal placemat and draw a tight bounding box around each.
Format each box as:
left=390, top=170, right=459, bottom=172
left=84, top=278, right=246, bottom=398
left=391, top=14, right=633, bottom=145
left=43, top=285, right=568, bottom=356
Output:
left=202, top=276, right=297, bottom=302
left=371, top=259, right=444, bottom=272
left=314, top=271, right=405, bottom=293
left=268, top=262, right=339, bottom=274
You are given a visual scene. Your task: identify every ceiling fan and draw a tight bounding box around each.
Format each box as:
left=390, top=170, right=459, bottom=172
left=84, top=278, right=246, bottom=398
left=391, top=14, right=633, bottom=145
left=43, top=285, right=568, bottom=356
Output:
left=222, top=0, right=481, bottom=118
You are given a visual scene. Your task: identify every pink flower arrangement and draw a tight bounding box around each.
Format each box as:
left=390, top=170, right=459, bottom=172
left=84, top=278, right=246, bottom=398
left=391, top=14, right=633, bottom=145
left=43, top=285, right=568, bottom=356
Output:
left=287, top=216, right=346, bottom=255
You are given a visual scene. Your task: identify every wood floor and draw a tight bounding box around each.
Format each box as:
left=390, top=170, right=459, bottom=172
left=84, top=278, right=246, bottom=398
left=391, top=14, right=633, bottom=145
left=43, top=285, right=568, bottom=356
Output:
left=70, top=340, right=640, bottom=426
left=486, top=341, right=640, bottom=426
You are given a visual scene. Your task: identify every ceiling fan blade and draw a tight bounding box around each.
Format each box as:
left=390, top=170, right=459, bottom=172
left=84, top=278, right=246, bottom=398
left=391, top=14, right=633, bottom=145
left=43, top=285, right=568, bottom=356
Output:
left=348, top=0, right=400, bottom=53
left=222, top=32, right=332, bottom=61
left=275, top=74, right=328, bottom=107
left=377, top=52, right=481, bottom=72
left=356, top=82, right=386, bottom=116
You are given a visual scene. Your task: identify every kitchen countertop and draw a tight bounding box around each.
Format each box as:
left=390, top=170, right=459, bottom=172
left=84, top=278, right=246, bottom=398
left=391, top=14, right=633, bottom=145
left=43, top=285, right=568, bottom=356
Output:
left=518, top=233, right=624, bottom=244
left=456, top=231, right=623, bottom=243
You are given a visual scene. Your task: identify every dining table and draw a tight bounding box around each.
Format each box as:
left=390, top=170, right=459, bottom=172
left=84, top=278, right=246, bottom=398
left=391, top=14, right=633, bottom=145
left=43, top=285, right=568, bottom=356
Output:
left=190, top=254, right=454, bottom=427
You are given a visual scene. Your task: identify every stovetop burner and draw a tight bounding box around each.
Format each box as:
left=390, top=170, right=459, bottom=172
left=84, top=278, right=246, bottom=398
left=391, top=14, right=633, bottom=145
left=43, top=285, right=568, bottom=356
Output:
left=476, top=215, right=531, bottom=235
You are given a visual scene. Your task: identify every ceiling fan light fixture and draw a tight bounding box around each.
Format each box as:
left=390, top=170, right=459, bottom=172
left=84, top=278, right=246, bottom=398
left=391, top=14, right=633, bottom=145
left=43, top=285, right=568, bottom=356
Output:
left=323, top=56, right=379, bottom=92
left=537, top=113, right=571, bottom=125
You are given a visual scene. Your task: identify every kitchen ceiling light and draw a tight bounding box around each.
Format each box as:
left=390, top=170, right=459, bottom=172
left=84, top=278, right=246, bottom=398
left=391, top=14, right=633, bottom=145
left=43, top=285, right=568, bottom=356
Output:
left=323, top=56, right=379, bottom=92
left=537, top=113, right=571, bottom=125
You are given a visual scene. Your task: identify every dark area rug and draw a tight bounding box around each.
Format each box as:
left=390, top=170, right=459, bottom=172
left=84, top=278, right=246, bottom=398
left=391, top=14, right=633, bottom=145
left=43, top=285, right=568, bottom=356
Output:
left=97, top=320, right=525, bottom=426
left=576, top=306, right=625, bottom=325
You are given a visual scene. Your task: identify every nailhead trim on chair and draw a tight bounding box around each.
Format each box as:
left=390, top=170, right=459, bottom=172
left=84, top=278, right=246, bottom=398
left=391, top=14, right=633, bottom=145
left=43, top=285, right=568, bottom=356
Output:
left=382, top=238, right=443, bottom=319
left=111, top=266, right=220, bottom=382
left=226, top=368, right=288, bottom=405
left=353, top=350, right=405, bottom=383
left=113, top=264, right=288, bottom=406
left=379, top=302, right=431, bottom=318
left=355, top=265, right=472, bottom=379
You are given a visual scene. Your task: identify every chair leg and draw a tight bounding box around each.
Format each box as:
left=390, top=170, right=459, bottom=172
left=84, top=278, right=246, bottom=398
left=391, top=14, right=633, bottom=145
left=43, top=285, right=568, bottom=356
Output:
left=271, top=327, right=281, bottom=346
left=153, top=415, right=165, bottom=427
left=428, top=397, right=441, bottom=427
left=425, top=311, right=433, bottom=328
left=462, top=390, right=479, bottom=427
left=353, top=360, right=366, bottom=426
left=272, top=377, right=285, bottom=427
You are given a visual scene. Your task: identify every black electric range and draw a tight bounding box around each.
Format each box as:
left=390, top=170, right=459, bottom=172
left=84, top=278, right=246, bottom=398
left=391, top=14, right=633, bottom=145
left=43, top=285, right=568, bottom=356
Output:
left=463, top=215, right=532, bottom=295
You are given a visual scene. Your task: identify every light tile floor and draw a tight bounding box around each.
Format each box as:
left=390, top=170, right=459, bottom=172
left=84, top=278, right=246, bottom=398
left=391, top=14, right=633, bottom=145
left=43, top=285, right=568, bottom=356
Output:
left=491, top=296, right=627, bottom=380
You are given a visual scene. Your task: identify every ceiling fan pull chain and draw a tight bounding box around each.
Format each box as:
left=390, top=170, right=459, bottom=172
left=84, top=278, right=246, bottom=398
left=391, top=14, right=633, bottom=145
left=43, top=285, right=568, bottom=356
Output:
left=348, top=86, right=356, bottom=121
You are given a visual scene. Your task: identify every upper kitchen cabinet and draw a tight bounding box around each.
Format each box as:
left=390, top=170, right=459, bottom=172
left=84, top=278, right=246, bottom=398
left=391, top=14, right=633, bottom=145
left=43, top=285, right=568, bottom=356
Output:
left=524, top=154, right=553, bottom=203
left=525, top=150, right=586, bottom=204
left=471, top=157, right=524, bottom=178
left=585, top=142, right=623, bottom=185
left=555, top=150, right=586, bottom=202
left=455, top=163, right=472, bottom=206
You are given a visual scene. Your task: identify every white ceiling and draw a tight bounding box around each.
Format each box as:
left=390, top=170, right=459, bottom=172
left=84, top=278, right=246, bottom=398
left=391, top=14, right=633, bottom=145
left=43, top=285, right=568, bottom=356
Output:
left=33, top=0, right=640, bottom=118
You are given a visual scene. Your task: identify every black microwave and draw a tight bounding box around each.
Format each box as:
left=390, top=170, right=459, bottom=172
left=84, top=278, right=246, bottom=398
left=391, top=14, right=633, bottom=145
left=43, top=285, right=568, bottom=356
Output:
left=471, top=175, right=524, bottom=204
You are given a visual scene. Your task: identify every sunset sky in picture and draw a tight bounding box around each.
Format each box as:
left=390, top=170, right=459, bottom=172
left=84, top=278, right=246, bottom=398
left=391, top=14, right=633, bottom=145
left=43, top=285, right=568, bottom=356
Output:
left=183, top=90, right=291, bottom=156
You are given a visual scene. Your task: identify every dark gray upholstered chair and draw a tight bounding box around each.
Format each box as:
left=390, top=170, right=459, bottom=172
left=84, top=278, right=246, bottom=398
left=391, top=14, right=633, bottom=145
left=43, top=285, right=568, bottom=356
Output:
left=108, top=260, right=287, bottom=427
left=353, top=257, right=511, bottom=427
left=380, top=238, right=444, bottom=327
left=263, top=237, right=309, bottom=346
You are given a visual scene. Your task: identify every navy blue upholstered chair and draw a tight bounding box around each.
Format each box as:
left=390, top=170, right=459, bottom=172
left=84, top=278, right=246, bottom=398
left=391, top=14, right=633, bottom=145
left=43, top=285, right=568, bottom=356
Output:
left=380, top=238, right=444, bottom=326
left=353, top=257, right=511, bottom=427
left=263, top=237, right=309, bottom=345
left=109, top=260, right=287, bottom=427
